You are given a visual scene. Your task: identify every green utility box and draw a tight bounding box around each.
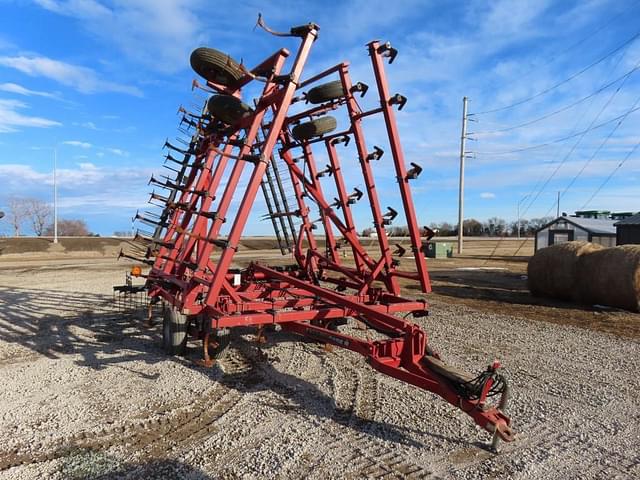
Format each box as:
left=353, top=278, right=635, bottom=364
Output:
left=424, top=241, right=452, bottom=258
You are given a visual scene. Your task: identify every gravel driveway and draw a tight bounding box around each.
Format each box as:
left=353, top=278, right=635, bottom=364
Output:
left=0, top=260, right=638, bottom=479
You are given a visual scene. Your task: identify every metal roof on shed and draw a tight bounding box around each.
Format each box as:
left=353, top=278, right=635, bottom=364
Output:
left=537, top=216, right=617, bottom=235
left=614, top=213, right=640, bottom=226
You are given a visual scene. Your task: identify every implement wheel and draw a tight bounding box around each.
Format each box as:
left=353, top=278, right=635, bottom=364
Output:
left=162, top=306, right=188, bottom=356
left=212, top=328, right=231, bottom=359
left=190, top=47, right=244, bottom=86
left=306, top=81, right=346, bottom=104
left=207, top=95, right=253, bottom=125
left=292, top=116, right=337, bottom=141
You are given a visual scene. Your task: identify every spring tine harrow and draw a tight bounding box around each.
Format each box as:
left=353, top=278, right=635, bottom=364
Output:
left=123, top=16, right=515, bottom=452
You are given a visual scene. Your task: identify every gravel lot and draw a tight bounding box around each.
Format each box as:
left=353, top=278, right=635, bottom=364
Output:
left=0, top=258, right=639, bottom=479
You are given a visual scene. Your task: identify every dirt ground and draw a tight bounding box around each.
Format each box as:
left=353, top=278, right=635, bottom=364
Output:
left=0, top=241, right=638, bottom=479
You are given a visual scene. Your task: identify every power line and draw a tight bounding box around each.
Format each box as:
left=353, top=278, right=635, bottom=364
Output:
left=512, top=73, right=610, bottom=221
left=471, top=29, right=640, bottom=115
left=516, top=51, right=633, bottom=219
left=580, top=140, right=640, bottom=209
left=545, top=90, right=640, bottom=216
left=491, top=2, right=639, bottom=93
left=474, top=106, right=640, bottom=155
left=472, top=64, right=640, bottom=135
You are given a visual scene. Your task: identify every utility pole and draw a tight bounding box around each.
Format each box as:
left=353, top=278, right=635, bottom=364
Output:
left=457, top=96, right=468, bottom=254
left=53, top=146, right=58, bottom=244
left=556, top=191, right=560, bottom=218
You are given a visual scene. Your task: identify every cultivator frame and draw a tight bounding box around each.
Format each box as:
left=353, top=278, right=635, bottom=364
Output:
left=121, top=18, right=514, bottom=448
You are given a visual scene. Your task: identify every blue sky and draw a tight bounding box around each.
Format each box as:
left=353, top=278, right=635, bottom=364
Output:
left=0, top=0, right=638, bottom=236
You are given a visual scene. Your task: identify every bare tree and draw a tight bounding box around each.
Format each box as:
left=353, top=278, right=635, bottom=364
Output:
left=44, top=219, right=90, bottom=236
left=7, top=197, right=29, bottom=236
left=25, top=198, right=52, bottom=236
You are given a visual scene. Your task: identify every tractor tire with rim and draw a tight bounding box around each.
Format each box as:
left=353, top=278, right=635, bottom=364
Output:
left=291, top=116, right=337, bottom=141
left=207, top=95, right=253, bottom=125
left=306, top=80, right=346, bottom=104
left=190, top=47, right=244, bottom=86
left=211, top=328, right=231, bottom=360
left=162, top=306, right=188, bottom=356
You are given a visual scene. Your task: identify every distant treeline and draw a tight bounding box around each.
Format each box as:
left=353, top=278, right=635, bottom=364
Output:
left=361, top=217, right=553, bottom=237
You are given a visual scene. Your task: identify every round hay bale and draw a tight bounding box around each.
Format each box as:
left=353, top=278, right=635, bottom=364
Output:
left=527, top=241, right=604, bottom=300
left=575, top=245, right=640, bottom=312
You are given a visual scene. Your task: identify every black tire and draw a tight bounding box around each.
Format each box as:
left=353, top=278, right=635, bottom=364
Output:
left=291, top=116, right=337, bottom=141
left=207, top=95, right=253, bottom=125
left=212, top=328, right=231, bottom=359
left=162, top=306, right=188, bottom=356
left=306, top=81, right=346, bottom=104
left=190, top=47, right=243, bottom=86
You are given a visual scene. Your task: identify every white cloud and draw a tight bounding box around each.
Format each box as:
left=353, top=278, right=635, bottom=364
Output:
left=77, top=162, right=98, bottom=170
left=32, top=0, right=209, bottom=74
left=0, top=55, right=142, bottom=96
left=106, top=147, right=128, bottom=156
left=0, top=161, right=156, bottom=223
left=73, top=121, right=98, bottom=130
left=34, top=0, right=110, bottom=17
left=0, top=99, right=61, bottom=132
left=480, top=0, right=551, bottom=36
left=0, top=82, right=58, bottom=98
left=480, top=192, right=496, bottom=199
left=62, top=140, right=92, bottom=148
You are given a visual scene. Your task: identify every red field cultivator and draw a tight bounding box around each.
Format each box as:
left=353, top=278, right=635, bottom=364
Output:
left=119, top=17, right=514, bottom=449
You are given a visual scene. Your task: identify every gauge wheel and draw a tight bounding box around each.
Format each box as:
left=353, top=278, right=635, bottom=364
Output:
left=291, top=116, right=337, bottom=141
left=207, top=94, right=254, bottom=125
left=162, top=306, right=188, bottom=356
left=190, top=47, right=244, bottom=86
left=306, top=80, right=346, bottom=104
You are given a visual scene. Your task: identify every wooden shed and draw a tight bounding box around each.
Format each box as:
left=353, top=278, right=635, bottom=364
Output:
left=534, top=215, right=617, bottom=251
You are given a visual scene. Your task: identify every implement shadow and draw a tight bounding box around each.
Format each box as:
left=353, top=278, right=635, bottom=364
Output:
left=0, top=286, right=470, bottom=449
left=413, top=269, right=596, bottom=311
left=191, top=331, right=472, bottom=449
left=0, top=285, right=163, bottom=371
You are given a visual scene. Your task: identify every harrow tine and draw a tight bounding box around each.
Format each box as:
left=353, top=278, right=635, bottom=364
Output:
left=178, top=105, right=206, bottom=120
left=347, top=187, right=363, bottom=204
left=315, top=164, right=333, bottom=179
left=382, top=206, right=398, bottom=225
left=149, top=190, right=169, bottom=203
left=159, top=255, right=199, bottom=271
left=163, top=139, right=191, bottom=155
left=163, top=164, right=181, bottom=175
left=134, top=232, right=174, bottom=249
left=118, top=249, right=154, bottom=266
left=393, top=244, right=406, bottom=257
left=405, top=162, right=423, bottom=180
left=366, top=146, right=384, bottom=161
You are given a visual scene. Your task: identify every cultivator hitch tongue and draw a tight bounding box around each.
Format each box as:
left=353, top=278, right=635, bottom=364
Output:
left=122, top=15, right=515, bottom=451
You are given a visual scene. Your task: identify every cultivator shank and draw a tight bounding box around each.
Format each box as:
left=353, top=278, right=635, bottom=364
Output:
left=120, top=18, right=514, bottom=448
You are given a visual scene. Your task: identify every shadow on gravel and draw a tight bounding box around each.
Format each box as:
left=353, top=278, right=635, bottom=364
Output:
left=191, top=332, right=472, bottom=449
left=0, top=286, right=163, bottom=374
left=412, top=269, right=595, bottom=311
left=0, top=286, right=470, bottom=451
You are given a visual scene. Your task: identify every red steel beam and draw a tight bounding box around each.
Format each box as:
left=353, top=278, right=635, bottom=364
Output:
left=367, top=41, right=431, bottom=293
left=338, top=65, right=400, bottom=295
left=204, top=26, right=320, bottom=307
